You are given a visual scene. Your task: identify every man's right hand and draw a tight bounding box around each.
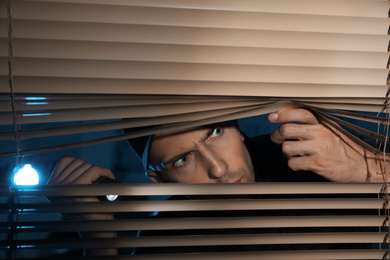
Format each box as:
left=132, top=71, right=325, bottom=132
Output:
left=47, top=156, right=116, bottom=221
left=47, top=156, right=118, bottom=255
left=48, top=156, right=116, bottom=185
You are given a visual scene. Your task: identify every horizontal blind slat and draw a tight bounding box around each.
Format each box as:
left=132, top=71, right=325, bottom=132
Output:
left=16, top=0, right=390, bottom=18
left=4, top=20, right=389, bottom=51
left=0, top=101, right=266, bottom=124
left=2, top=39, right=388, bottom=69
left=85, top=249, right=389, bottom=260
left=3, top=183, right=385, bottom=196
left=0, top=106, right=260, bottom=140
left=2, top=58, right=388, bottom=85
left=0, top=101, right=385, bottom=141
left=6, top=232, right=388, bottom=249
left=1, top=95, right=255, bottom=111
left=10, top=2, right=390, bottom=34
left=1, top=77, right=388, bottom=98
left=1, top=96, right=386, bottom=113
left=1, top=100, right=385, bottom=126
left=2, top=216, right=386, bottom=233
left=0, top=250, right=386, bottom=260
left=4, top=198, right=386, bottom=213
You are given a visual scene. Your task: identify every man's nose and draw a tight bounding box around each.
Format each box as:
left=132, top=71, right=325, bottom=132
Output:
left=202, top=147, right=228, bottom=179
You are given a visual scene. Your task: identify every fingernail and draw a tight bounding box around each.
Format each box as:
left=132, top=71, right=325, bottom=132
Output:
left=269, top=113, right=278, bottom=122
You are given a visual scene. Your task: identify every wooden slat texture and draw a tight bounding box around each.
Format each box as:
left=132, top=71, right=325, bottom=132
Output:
left=0, top=198, right=386, bottom=213
left=3, top=182, right=384, bottom=196
left=3, top=232, right=388, bottom=249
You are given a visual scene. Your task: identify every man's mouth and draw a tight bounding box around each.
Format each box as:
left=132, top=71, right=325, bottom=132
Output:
left=234, top=177, right=243, bottom=183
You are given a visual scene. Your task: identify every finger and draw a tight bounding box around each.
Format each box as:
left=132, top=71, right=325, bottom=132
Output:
left=268, top=108, right=319, bottom=125
left=281, top=140, right=315, bottom=159
left=71, top=166, right=115, bottom=184
left=270, top=124, right=319, bottom=144
left=287, top=155, right=318, bottom=172
left=59, top=161, right=94, bottom=184
left=49, top=156, right=77, bottom=182
left=50, top=157, right=91, bottom=184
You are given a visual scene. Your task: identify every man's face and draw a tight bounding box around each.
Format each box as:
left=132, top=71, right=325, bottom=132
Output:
left=148, top=123, right=255, bottom=184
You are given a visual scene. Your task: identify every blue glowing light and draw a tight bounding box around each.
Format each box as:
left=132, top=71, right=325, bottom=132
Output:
left=22, top=113, right=51, bottom=117
left=13, top=164, right=39, bottom=185
left=26, top=102, right=48, bottom=105
left=25, top=97, right=47, bottom=101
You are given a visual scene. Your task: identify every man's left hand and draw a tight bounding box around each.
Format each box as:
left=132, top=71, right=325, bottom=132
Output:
left=268, top=108, right=379, bottom=182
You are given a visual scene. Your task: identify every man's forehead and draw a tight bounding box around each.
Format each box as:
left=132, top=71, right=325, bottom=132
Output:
left=154, top=121, right=236, bottom=139
left=154, top=125, right=210, bottom=142
left=154, top=124, right=219, bottom=140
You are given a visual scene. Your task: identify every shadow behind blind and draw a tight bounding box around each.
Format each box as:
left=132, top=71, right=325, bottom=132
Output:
left=0, top=182, right=388, bottom=259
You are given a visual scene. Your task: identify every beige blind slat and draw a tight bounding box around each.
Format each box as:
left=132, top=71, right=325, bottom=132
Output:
left=2, top=96, right=387, bottom=113
left=6, top=183, right=385, bottom=196
left=2, top=20, right=388, bottom=52
left=9, top=2, right=390, bottom=35
left=0, top=106, right=260, bottom=140
left=79, top=250, right=388, bottom=260
left=0, top=101, right=386, bottom=155
left=2, top=95, right=255, bottom=111
left=1, top=78, right=389, bottom=98
left=2, top=58, right=387, bottom=86
left=7, top=198, right=386, bottom=213
left=0, top=100, right=266, bottom=124
left=3, top=40, right=389, bottom=69
left=19, top=0, right=390, bottom=18
left=5, top=216, right=385, bottom=232
left=1, top=99, right=386, bottom=127
left=8, top=233, right=388, bottom=248
left=0, top=101, right=382, bottom=142
left=1, top=250, right=387, bottom=260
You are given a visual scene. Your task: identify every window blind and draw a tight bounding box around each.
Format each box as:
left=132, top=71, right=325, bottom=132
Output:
left=0, top=0, right=389, bottom=156
left=0, top=1, right=389, bottom=259
left=1, top=182, right=389, bottom=259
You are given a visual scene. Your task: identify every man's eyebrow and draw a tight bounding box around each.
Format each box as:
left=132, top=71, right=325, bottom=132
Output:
left=163, top=126, right=216, bottom=166
left=201, top=126, right=216, bottom=142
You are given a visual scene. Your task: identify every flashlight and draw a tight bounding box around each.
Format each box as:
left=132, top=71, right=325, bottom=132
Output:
left=94, top=176, right=121, bottom=201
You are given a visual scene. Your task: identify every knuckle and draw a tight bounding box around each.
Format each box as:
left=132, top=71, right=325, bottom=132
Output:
left=87, top=165, right=104, bottom=174
left=315, top=125, right=333, bottom=138
left=313, top=157, right=328, bottom=168
left=86, top=165, right=113, bottom=178
left=280, top=124, right=299, bottom=138
left=58, top=155, right=75, bottom=165
left=287, top=158, right=299, bottom=171
left=316, top=142, right=333, bottom=155
left=278, top=124, right=289, bottom=137
left=270, top=129, right=281, bottom=144
left=74, top=158, right=91, bottom=168
left=281, top=141, right=292, bottom=154
left=301, top=109, right=318, bottom=123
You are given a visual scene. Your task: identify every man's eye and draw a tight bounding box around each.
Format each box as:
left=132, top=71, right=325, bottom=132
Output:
left=211, top=126, right=223, bottom=137
left=173, top=155, right=190, bottom=167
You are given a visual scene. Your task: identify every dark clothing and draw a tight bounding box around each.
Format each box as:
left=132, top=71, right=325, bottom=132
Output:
left=245, top=134, right=327, bottom=182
